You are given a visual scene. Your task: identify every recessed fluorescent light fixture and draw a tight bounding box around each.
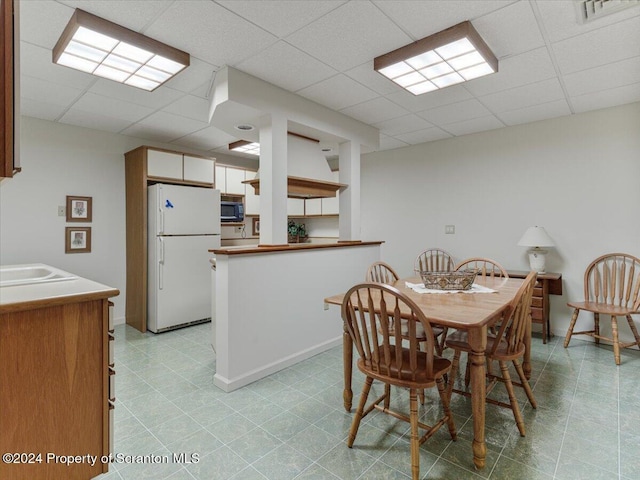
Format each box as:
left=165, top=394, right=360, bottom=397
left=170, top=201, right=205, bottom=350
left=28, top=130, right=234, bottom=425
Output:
left=374, top=21, right=497, bottom=95
left=53, top=9, right=189, bottom=91
left=229, top=140, right=260, bottom=156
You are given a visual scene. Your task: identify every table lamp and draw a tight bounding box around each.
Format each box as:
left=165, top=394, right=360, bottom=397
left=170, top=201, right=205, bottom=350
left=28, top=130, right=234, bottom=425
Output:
left=518, top=226, right=555, bottom=273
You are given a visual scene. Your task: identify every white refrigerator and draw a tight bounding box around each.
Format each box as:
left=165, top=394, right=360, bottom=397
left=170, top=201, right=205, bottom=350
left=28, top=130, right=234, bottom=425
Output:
left=147, top=183, right=221, bottom=333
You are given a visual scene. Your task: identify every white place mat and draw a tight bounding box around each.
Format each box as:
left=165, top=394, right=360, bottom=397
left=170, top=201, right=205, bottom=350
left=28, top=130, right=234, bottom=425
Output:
left=405, top=282, right=497, bottom=294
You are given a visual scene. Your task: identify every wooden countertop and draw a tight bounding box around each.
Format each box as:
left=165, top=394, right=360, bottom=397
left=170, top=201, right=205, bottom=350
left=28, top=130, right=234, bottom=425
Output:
left=211, top=240, right=384, bottom=256
left=0, top=265, right=119, bottom=313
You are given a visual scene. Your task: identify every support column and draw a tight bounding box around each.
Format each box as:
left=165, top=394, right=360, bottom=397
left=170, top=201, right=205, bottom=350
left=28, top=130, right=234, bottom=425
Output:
left=258, top=114, right=288, bottom=246
left=338, top=140, right=361, bottom=241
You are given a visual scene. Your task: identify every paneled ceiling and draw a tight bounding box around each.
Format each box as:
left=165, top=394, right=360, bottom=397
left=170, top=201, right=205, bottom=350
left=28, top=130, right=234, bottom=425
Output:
left=18, top=0, right=640, bottom=158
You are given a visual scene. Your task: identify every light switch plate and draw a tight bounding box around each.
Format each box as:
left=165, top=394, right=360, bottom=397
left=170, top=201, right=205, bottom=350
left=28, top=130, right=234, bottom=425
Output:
left=445, top=225, right=455, bottom=234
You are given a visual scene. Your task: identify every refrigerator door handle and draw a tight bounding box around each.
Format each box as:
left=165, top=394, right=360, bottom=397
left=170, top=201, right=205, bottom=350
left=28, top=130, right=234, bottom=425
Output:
left=158, top=186, right=165, bottom=234
left=158, top=238, right=164, bottom=290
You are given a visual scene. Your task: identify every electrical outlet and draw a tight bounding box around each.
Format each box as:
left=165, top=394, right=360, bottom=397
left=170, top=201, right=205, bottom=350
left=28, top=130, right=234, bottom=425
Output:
left=58, top=206, right=66, bottom=217
left=445, top=225, right=455, bottom=234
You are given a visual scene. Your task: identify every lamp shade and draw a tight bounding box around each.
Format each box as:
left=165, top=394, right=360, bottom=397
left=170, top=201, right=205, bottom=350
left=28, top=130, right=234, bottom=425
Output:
left=517, top=226, right=555, bottom=248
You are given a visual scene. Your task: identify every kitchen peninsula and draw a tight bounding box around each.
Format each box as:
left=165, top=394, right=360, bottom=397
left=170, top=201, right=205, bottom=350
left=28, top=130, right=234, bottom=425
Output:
left=211, top=241, right=382, bottom=391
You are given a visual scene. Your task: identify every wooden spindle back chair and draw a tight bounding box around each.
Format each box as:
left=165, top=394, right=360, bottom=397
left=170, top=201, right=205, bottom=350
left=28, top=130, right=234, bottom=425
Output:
left=342, top=283, right=456, bottom=480
left=564, top=253, right=640, bottom=365
left=414, top=248, right=455, bottom=274
left=455, top=257, right=509, bottom=279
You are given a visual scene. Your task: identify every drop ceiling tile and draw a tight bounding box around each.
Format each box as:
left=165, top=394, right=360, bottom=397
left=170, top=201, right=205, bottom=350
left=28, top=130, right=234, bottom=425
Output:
left=20, top=75, right=83, bottom=106
left=499, top=99, right=572, bottom=126
left=236, top=41, right=337, bottom=93
left=344, top=61, right=399, bottom=95
left=479, top=78, right=565, bottom=113
left=563, top=55, right=640, bottom=98
left=19, top=0, right=74, bottom=49
left=70, top=93, right=155, bottom=123
left=120, top=124, right=178, bottom=144
left=217, top=0, right=346, bottom=38
left=571, top=81, right=640, bottom=113
left=472, top=0, right=544, bottom=57
left=394, top=127, right=453, bottom=145
left=164, top=58, right=218, bottom=95
left=286, top=1, right=412, bottom=71
left=170, top=125, right=238, bottom=151
left=442, top=115, right=505, bottom=136
left=339, top=97, right=409, bottom=125
left=189, top=80, right=214, bottom=100
left=463, top=47, right=557, bottom=97
left=552, top=15, right=640, bottom=75
left=373, top=114, right=434, bottom=136
left=89, top=80, right=185, bottom=110
left=297, top=74, right=378, bottom=111
left=59, top=109, right=134, bottom=133
left=535, top=0, right=640, bottom=43
left=121, top=111, right=210, bottom=142
left=385, top=85, right=473, bottom=113
left=418, top=99, right=492, bottom=126
left=20, top=42, right=96, bottom=91
left=378, top=134, right=410, bottom=151
left=163, top=95, right=210, bottom=122
left=145, top=1, right=278, bottom=67
left=20, top=98, right=68, bottom=121
left=373, top=0, right=513, bottom=39
left=58, top=0, right=175, bottom=31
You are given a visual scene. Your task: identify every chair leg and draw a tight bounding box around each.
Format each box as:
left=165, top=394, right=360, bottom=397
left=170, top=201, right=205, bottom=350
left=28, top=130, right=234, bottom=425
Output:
left=499, top=360, right=526, bottom=437
left=594, top=313, right=600, bottom=345
left=409, top=389, right=420, bottom=480
left=626, top=315, right=640, bottom=349
left=436, top=377, right=457, bottom=440
left=348, top=376, right=373, bottom=447
left=418, top=342, right=426, bottom=404
left=513, top=359, right=536, bottom=409
left=564, top=308, right=580, bottom=347
left=611, top=316, right=621, bottom=365
left=447, top=349, right=461, bottom=401
left=464, top=355, right=470, bottom=388
left=384, top=384, right=391, bottom=410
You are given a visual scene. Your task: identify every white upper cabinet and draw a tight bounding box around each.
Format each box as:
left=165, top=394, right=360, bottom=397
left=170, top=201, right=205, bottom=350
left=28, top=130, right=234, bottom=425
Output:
left=183, top=155, right=214, bottom=184
left=147, top=149, right=214, bottom=184
left=214, top=165, right=226, bottom=193
left=305, top=199, right=322, bottom=216
left=321, top=171, right=340, bottom=215
left=147, top=150, right=183, bottom=180
left=225, top=167, right=246, bottom=195
left=244, top=170, right=259, bottom=216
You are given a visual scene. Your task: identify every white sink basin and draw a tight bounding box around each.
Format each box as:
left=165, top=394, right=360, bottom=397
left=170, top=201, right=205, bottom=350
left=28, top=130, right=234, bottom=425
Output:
left=0, top=264, right=77, bottom=287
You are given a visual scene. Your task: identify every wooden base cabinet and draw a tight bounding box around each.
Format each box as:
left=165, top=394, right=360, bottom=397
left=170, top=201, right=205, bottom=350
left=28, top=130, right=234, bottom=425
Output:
left=0, top=299, right=114, bottom=480
left=507, top=270, right=562, bottom=344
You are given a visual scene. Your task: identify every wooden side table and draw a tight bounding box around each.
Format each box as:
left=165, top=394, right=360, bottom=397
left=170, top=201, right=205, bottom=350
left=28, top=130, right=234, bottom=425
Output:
left=507, top=270, right=562, bottom=343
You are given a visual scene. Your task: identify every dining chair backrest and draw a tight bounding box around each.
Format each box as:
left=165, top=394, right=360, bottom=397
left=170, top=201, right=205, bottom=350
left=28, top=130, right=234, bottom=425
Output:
left=455, top=257, right=509, bottom=279
left=414, top=248, right=455, bottom=273
left=341, top=283, right=437, bottom=382
left=366, top=261, right=400, bottom=285
left=583, top=253, right=640, bottom=311
left=490, top=271, right=537, bottom=358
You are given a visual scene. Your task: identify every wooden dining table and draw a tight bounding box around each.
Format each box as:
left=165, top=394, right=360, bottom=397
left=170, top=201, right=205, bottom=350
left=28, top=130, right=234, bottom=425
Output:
left=324, top=275, right=529, bottom=471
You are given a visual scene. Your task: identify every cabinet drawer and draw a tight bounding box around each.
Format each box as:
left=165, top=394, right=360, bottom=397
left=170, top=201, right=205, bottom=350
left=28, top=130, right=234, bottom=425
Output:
left=108, top=301, right=114, bottom=331
left=533, top=286, right=543, bottom=297
left=108, top=400, right=115, bottom=458
left=530, top=307, right=543, bottom=321
left=531, top=297, right=543, bottom=308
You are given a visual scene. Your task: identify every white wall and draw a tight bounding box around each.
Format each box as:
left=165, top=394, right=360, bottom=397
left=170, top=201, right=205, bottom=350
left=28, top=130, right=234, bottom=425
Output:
left=361, top=102, right=640, bottom=341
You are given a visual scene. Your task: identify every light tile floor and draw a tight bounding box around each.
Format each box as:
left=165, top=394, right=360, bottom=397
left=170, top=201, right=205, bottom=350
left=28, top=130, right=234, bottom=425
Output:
left=98, top=324, right=640, bottom=480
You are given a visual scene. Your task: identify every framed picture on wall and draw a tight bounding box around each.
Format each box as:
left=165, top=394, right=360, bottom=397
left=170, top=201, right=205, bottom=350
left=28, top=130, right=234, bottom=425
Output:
left=66, top=195, right=92, bottom=222
left=252, top=217, right=260, bottom=236
left=65, top=227, right=91, bottom=254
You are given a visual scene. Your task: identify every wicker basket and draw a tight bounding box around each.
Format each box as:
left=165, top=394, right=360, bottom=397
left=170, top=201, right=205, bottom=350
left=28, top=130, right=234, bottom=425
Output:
left=419, top=270, right=477, bottom=291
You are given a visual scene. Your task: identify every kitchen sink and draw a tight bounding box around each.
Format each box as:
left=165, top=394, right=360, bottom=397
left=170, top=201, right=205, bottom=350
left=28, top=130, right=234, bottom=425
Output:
left=0, top=264, right=77, bottom=287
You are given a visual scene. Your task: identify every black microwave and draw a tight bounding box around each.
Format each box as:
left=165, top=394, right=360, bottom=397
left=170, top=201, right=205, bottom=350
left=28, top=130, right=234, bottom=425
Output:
left=221, top=201, right=244, bottom=222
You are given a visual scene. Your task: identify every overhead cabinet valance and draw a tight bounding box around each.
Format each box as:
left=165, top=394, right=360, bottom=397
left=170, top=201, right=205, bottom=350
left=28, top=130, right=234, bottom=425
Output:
left=243, top=176, right=345, bottom=199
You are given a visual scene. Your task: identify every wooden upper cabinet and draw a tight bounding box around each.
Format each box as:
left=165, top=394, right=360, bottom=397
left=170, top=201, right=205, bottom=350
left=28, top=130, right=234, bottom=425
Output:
left=1, top=0, right=19, bottom=179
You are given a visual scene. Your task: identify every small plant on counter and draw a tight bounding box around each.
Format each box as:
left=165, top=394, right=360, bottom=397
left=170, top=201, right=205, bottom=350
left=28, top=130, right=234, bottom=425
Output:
left=288, top=220, right=308, bottom=243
